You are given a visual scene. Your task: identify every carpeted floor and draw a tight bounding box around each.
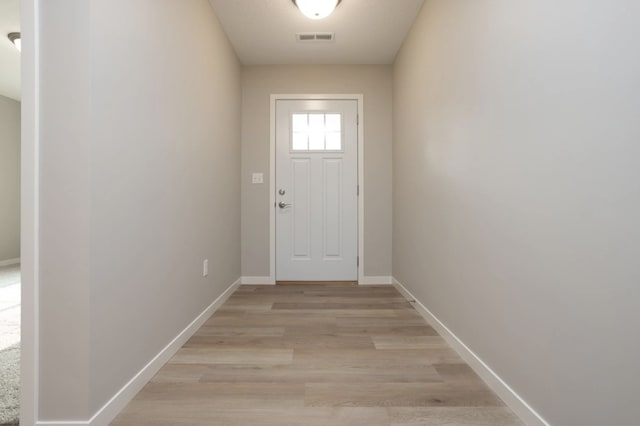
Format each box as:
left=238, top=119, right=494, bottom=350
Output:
left=0, top=264, right=20, bottom=350
left=0, top=343, right=19, bottom=425
left=0, top=265, right=20, bottom=425
left=0, top=265, right=20, bottom=289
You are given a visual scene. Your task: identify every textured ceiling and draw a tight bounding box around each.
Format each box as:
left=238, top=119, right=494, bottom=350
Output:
left=208, top=0, right=425, bottom=64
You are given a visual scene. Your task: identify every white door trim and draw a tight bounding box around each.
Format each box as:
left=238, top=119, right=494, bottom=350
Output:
left=270, top=94, right=364, bottom=284
left=21, top=1, right=40, bottom=425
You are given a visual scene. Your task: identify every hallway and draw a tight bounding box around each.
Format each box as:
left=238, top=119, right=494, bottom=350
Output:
left=19, top=0, right=640, bottom=424
left=113, top=285, right=522, bottom=426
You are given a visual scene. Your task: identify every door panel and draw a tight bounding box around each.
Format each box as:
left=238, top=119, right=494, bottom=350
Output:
left=276, top=99, right=358, bottom=281
left=291, top=158, right=310, bottom=258
left=323, top=158, right=342, bottom=258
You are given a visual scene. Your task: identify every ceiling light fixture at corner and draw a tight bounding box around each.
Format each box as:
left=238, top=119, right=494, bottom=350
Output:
left=292, top=0, right=342, bottom=20
left=7, top=32, right=21, bottom=52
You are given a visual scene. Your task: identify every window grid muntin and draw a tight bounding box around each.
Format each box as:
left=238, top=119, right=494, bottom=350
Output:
left=291, top=113, right=342, bottom=152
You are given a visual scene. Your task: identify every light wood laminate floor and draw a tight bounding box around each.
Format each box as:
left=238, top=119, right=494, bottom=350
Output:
left=112, top=285, right=523, bottom=425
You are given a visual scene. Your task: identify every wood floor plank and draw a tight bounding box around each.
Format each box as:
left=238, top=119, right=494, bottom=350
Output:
left=111, top=284, right=521, bottom=425
left=129, top=382, right=305, bottom=408
left=388, top=407, right=524, bottom=425
left=199, top=364, right=442, bottom=384
left=204, top=312, right=338, bottom=327
left=292, top=348, right=464, bottom=368
left=283, top=324, right=341, bottom=336
left=216, top=303, right=274, bottom=312
left=277, top=296, right=411, bottom=304
left=269, top=308, right=402, bottom=318
left=169, top=347, right=293, bottom=365
left=305, top=383, right=505, bottom=407
left=335, top=316, right=431, bottom=327
left=372, top=336, right=449, bottom=350
left=272, top=302, right=413, bottom=310
left=193, top=325, right=286, bottom=337
left=186, top=334, right=376, bottom=350
left=336, top=325, right=439, bottom=337
left=113, top=405, right=391, bottom=426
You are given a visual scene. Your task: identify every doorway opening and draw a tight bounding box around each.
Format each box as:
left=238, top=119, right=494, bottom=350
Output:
left=0, top=0, right=22, bottom=425
left=0, top=1, right=22, bottom=422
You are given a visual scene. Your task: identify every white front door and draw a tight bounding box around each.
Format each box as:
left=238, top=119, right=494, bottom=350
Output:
left=275, top=99, right=358, bottom=281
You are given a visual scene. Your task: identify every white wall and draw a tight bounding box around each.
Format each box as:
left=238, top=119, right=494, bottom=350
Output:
left=36, top=0, right=241, bottom=420
left=393, top=1, right=640, bottom=425
left=241, top=65, right=393, bottom=279
left=0, top=95, right=20, bottom=262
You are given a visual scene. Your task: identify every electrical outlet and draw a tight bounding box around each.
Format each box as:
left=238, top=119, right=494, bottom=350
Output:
left=203, top=259, right=209, bottom=277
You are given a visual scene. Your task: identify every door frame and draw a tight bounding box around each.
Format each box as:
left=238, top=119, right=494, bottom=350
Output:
left=269, top=94, right=364, bottom=284
left=21, top=1, right=39, bottom=424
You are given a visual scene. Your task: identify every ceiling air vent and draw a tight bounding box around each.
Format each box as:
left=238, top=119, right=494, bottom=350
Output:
left=296, top=32, right=335, bottom=42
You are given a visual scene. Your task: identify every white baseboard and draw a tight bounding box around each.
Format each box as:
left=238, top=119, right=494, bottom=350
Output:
left=241, top=276, right=392, bottom=285
left=358, top=276, right=393, bottom=285
left=0, top=257, right=20, bottom=267
left=241, top=276, right=275, bottom=285
left=36, top=278, right=241, bottom=426
left=392, top=277, right=550, bottom=426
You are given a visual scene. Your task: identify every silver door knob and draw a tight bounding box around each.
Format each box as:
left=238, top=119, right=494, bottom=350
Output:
left=278, top=201, right=292, bottom=208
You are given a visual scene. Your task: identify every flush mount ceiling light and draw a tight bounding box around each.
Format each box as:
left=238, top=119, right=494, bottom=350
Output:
left=7, top=32, right=21, bottom=52
left=292, top=0, right=342, bottom=20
